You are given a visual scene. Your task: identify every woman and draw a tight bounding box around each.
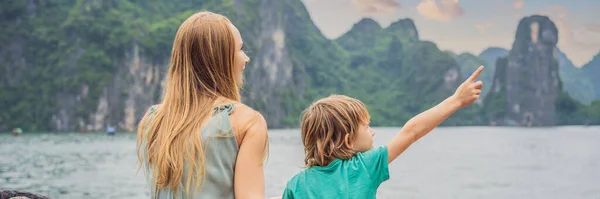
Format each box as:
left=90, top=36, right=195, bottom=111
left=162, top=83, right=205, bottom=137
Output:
left=137, top=11, right=269, bottom=199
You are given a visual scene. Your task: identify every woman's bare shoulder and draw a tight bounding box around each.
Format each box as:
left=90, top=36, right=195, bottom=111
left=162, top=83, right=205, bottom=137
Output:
left=231, top=103, right=260, bottom=119
left=230, top=103, right=268, bottom=144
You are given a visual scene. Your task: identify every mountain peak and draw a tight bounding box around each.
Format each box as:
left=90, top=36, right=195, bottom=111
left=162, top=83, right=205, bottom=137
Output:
left=478, top=47, right=508, bottom=65
left=479, top=47, right=508, bottom=56
left=386, top=18, right=419, bottom=40
left=513, top=15, right=558, bottom=46
left=352, top=18, right=381, bottom=31
left=335, top=18, right=382, bottom=47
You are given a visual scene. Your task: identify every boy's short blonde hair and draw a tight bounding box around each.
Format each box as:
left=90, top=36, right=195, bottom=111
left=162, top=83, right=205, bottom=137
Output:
left=300, top=95, right=370, bottom=167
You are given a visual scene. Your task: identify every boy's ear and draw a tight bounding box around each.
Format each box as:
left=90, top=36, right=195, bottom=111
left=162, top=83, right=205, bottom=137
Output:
left=344, top=133, right=353, bottom=149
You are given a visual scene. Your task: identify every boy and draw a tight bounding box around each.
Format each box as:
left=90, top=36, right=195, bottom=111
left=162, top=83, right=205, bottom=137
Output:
left=282, top=66, right=484, bottom=198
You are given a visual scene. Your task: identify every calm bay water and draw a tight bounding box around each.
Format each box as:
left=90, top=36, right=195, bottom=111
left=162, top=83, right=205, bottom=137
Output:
left=1, top=126, right=599, bottom=198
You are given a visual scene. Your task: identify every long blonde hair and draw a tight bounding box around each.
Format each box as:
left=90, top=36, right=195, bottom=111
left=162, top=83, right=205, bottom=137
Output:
left=300, top=95, right=370, bottom=167
left=136, top=11, right=240, bottom=196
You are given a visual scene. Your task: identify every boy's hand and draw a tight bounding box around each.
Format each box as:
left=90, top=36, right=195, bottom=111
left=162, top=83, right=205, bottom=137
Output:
left=452, top=66, right=484, bottom=108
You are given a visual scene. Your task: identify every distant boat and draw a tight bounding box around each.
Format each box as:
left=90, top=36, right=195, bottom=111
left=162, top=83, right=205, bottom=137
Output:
left=506, top=120, right=519, bottom=127
left=12, top=128, right=22, bottom=135
left=106, top=126, right=116, bottom=135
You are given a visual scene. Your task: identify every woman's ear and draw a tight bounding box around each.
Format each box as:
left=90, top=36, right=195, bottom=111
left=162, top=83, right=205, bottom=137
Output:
left=344, top=133, right=353, bottom=149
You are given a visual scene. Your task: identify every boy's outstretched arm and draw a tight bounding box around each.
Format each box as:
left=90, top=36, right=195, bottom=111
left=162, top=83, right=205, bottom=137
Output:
left=386, top=66, right=484, bottom=164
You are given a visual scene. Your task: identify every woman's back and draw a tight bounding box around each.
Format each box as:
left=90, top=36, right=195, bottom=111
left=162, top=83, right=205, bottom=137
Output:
left=137, top=11, right=269, bottom=199
left=142, top=103, right=240, bottom=198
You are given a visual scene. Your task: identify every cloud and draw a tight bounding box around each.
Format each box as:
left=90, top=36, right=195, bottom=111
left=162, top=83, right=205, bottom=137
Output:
left=513, top=0, right=524, bottom=10
left=416, top=0, right=464, bottom=22
left=475, top=22, right=494, bottom=34
left=352, top=0, right=401, bottom=15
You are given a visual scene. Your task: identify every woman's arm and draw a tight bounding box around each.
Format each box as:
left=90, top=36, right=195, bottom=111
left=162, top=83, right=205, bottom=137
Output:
left=233, top=109, right=269, bottom=199
left=386, top=66, right=484, bottom=163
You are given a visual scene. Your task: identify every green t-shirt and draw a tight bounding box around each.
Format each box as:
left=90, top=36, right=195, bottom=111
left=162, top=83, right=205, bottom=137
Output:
left=282, top=146, right=390, bottom=199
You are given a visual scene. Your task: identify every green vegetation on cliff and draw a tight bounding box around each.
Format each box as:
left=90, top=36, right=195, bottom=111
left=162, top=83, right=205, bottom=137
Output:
left=0, top=0, right=230, bottom=131
left=334, top=19, right=482, bottom=126
left=1, top=2, right=598, bottom=131
left=582, top=53, right=600, bottom=100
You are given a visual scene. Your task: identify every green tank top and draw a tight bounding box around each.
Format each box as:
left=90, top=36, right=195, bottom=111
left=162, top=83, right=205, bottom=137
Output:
left=141, top=103, right=239, bottom=199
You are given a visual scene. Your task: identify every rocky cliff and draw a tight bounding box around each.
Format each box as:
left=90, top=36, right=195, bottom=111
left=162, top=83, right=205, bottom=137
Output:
left=2, top=0, right=480, bottom=131
left=0, top=0, right=302, bottom=131
left=484, top=15, right=560, bottom=126
left=4, top=2, right=596, bottom=131
left=477, top=47, right=598, bottom=105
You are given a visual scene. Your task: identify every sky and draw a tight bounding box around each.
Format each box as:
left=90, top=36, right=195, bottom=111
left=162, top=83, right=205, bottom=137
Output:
left=302, top=0, right=600, bottom=67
